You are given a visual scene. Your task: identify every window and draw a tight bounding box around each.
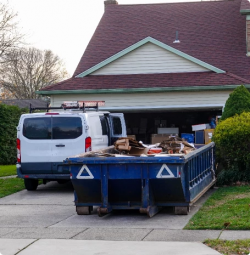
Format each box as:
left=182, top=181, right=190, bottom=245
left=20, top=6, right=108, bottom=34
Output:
left=112, top=117, right=122, bottom=135
left=23, top=118, right=51, bottom=140
left=23, top=117, right=82, bottom=140
left=99, top=116, right=108, bottom=135
left=52, top=117, right=82, bottom=139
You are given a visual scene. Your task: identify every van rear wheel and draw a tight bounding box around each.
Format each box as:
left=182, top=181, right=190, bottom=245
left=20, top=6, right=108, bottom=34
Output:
left=24, top=179, right=38, bottom=191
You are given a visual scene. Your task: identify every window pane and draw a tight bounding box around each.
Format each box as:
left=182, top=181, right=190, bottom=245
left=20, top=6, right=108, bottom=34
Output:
left=52, top=117, right=82, bottom=139
left=112, top=117, right=122, bottom=135
left=99, top=116, right=108, bottom=135
left=23, top=118, right=51, bottom=140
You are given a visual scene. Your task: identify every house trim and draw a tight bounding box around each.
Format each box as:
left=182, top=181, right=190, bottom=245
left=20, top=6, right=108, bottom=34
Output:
left=241, top=9, right=250, bottom=15
left=75, top=37, right=226, bottom=77
left=37, top=84, right=250, bottom=95
left=99, top=104, right=224, bottom=112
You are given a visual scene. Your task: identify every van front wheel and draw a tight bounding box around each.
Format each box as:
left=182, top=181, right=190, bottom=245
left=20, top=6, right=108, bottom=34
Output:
left=24, top=179, right=38, bottom=191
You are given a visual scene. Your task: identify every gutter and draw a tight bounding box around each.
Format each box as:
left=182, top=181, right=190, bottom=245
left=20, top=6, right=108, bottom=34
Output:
left=36, top=84, right=250, bottom=96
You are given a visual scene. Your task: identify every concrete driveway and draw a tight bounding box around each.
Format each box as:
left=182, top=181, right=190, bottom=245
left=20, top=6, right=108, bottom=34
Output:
left=0, top=181, right=222, bottom=242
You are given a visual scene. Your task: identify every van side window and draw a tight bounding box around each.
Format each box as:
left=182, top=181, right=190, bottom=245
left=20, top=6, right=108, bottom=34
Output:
left=112, top=117, right=122, bottom=135
left=99, top=116, right=108, bottom=135
left=23, top=118, right=51, bottom=139
left=52, top=117, right=82, bottom=139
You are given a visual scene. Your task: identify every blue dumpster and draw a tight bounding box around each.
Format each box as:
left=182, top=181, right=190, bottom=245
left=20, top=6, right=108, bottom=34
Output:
left=66, top=142, right=216, bottom=217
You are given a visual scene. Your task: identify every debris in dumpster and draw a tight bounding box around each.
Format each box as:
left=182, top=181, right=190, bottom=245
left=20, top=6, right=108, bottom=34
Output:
left=114, top=137, right=149, bottom=155
left=71, top=146, right=119, bottom=158
left=159, top=135, right=195, bottom=155
left=115, top=138, right=131, bottom=151
left=70, top=136, right=196, bottom=159
left=148, top=148, right=163, bottom=154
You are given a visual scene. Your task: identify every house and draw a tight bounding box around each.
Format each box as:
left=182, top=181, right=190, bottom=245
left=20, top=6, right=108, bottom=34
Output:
left=37, top=0, right=250, bottom=143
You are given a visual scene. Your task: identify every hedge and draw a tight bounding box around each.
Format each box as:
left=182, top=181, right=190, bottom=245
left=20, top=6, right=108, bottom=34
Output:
left=213, top=112, right=250, bottom=184
left=0, top=104, right=28, bottom=164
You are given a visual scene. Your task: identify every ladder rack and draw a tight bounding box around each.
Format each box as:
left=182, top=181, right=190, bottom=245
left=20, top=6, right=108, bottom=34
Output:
left=29, top=102, right=100, bottom=113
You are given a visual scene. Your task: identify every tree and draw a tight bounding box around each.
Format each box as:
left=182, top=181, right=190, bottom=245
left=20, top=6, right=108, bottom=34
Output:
left=0, top=2, right=23, bottom=63
left=221, top=85, right=250, bottom=120
left=0, top=47, right=69, bottom=99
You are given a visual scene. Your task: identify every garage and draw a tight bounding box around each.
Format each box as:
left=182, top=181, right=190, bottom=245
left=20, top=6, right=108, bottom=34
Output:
left=123, top=109, right=221, bottom=144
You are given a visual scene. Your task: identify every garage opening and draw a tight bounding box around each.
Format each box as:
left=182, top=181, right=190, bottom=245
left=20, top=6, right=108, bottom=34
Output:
left=123, top=109, right=222, bottom=144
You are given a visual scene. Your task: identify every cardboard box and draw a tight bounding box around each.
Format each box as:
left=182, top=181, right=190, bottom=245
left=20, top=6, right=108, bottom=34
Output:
left=204, top=129, right=214, bottom=144
left=151, top=134, right=171, bottom=144
left=192, top=124, right=211, bottom=131
left=127, top=135, right=136, bottom=140
left=130, top=146, right=149, bottom=155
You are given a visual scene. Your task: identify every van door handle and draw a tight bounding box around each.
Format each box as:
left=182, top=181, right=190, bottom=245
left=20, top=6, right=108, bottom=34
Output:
left=56, top=144, right=65, bottom=147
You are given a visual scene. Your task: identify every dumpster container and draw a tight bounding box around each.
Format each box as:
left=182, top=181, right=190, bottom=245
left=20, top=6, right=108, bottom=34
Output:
left=66, top=142, right=215, bottom=217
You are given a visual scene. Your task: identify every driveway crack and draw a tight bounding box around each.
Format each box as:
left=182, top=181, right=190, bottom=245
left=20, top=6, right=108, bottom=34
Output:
left=141, top=229, right=154, bottom=241
left=70, top=228, right=89, bottom=239
left=45, top=214, right=75, bottom=228
left=14, top=239, right=39, bottom=255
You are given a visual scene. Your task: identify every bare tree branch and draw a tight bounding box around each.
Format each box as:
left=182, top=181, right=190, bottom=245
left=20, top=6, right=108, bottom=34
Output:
left=0, top=47, right=69, bottom=99
left=0, top=2, right=24, bottom=63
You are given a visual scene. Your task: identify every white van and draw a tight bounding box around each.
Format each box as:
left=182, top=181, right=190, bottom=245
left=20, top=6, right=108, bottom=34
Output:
left=16, top=110, right=126, bottom=190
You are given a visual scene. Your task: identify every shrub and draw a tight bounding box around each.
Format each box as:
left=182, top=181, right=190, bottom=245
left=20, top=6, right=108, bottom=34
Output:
left=213, top=112, right=250, bottom=184
left=0, top=104, right=28, bottom=164
left=217, top=167, right=250, bottom=186
left=221, top=85, right=250, bottom=121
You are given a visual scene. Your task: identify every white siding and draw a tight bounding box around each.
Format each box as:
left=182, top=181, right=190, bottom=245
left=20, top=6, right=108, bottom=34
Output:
left=91, top=43, right=209, bottom=75
left=50, top=90, right=229, bottom=111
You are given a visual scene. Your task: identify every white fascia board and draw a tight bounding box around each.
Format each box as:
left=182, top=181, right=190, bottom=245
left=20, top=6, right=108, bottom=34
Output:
left=76, top=37, right=226, bottom=77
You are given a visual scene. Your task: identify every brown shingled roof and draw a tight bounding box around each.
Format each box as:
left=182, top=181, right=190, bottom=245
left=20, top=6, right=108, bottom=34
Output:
left=41, top=0, right=250, bottom=92
left=40, top=72, right=250, bottom=91
left=73, top=0, right=250, bottom=80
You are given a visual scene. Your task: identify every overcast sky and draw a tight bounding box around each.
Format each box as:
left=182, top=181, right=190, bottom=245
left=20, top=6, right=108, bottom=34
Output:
left=4, top=0, right=198, bottom=76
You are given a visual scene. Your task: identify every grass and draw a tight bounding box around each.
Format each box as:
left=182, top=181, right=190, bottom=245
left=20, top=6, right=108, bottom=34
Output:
left=0, top=178, right=25, bottom=198
left=204, top=239, right=250, bottom=255
left=0, top=165, right=16, bottom=177
left=185, top=186, right=250, bottom=230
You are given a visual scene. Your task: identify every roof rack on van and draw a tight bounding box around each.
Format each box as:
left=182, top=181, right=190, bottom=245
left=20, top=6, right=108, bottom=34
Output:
left=29, top=102, right=99, bottom=113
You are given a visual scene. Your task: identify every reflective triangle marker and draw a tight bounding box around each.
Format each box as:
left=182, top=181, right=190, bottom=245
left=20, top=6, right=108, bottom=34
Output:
left=76, top=165, right=94, bottom=179
left=156, top=164, right=175, bottom=178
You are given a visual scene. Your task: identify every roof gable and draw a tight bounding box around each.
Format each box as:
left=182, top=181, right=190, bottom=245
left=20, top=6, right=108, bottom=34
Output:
left=73, top=0, right=250, bottom=81
left=76, top=37, right=225, bottom=77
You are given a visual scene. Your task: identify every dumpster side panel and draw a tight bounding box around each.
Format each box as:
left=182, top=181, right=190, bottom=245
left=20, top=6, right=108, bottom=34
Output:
left=108, top=179, right=141, bottom=203
left=186, top=145, right=215, bottom=202
left=150, top=179, right=185, bottom=202
left=73, top=179, right=102, bottom=204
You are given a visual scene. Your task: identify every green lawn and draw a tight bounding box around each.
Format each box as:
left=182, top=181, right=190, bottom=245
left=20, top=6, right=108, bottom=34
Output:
left=0, top=178, right=25, bottom=198
left=185, top=186, right=250, bottom=230
left=204, top=239, right=250, bottom=255
left=0, top=165, right=16, bottom=177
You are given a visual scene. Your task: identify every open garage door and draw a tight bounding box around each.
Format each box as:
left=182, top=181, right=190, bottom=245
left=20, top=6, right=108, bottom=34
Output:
left=121, top=108, right=222, bottom=144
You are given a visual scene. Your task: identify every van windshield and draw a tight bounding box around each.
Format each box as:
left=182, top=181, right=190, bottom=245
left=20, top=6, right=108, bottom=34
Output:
left=23, top=117, right=82, bottom=140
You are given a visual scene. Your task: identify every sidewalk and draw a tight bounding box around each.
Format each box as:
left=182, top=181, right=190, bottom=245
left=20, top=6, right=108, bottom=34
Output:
left=0, top=175, right=17, bottom=179
left=1, top=229, right=250, bottom=255
left=1, top=228, right=250, bottom=242
left=0, top=239, right=221, bottom=255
